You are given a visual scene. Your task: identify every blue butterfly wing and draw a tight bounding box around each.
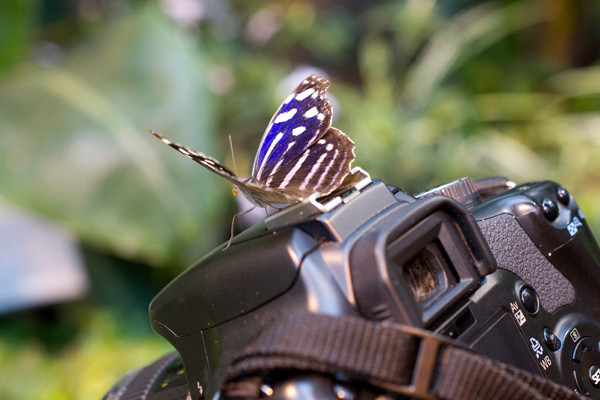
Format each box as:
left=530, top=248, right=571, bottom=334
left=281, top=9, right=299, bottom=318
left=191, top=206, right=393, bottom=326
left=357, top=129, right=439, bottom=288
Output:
left=252, top=75, right=333, bottom=181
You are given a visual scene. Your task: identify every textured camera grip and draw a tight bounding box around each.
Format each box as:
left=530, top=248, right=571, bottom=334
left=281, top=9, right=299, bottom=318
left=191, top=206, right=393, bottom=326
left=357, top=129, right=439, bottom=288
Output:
left=477, top=213, right=575, bottom=313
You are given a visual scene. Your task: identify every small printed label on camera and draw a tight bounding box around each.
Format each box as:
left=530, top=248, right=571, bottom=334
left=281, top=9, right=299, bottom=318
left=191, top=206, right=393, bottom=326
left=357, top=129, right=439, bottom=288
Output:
left=592, top=368, right=600, bottom=386
left=567, top=212, right=584, bottom=237
left=510, top=301, right=527, bottom=326
left=529, top=337, right=553, bottom=370
left=570, top=328, right=581, bottom=343
left=530, top=337, right=543, bottom=358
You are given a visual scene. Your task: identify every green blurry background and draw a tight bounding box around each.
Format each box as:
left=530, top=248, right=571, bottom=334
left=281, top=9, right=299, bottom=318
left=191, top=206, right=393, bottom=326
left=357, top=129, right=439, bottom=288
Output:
left=1, top=0, right=599, bottom=398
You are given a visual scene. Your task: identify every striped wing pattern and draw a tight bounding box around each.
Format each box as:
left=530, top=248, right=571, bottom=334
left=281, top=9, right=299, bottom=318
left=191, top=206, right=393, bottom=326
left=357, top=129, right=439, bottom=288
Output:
left=260, top=127, right=355, bottom=198
left=149, top=74, right=357, bottom=207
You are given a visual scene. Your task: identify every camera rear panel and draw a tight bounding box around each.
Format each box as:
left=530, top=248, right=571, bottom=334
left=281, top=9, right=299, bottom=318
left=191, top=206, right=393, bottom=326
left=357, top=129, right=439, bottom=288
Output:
left=463, top=180, right=600, bottom=396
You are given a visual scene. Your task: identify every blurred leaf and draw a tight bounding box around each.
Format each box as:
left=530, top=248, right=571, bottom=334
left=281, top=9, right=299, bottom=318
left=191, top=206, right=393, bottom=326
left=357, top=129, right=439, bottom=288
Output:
left=343, top=0, right=600, bottom=223
left=0, top=0, right=37, bottom=74
left=0, top=4, right=226, bottom=266
left=0, top=307, right=171, bottom=400
left=404, top=1, right=546, bottom=105
left=547, top=66, right=600, bottom=97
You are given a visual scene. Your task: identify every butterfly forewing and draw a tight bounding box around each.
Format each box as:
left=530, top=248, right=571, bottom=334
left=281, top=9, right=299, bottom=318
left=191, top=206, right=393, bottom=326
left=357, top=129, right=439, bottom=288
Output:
left=261, top=127, right=355, bottom=198
left=252, top=75, right=333, bottom=181
left=148, top=130, right=246, bottom=187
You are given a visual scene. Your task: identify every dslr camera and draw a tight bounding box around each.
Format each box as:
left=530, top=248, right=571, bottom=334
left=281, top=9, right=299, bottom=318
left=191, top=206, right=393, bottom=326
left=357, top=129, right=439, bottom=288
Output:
left=105, top=172, right=600, bottom=399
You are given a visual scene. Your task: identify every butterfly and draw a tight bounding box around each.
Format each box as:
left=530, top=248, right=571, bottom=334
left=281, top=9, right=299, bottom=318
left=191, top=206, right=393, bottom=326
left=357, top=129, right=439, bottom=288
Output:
left=150, top=75, right=361, bottom=211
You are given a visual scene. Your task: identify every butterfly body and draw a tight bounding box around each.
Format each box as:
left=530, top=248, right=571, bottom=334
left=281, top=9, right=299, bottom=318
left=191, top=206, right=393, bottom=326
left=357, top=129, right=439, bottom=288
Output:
left=149, top=74, right=358, bottom=209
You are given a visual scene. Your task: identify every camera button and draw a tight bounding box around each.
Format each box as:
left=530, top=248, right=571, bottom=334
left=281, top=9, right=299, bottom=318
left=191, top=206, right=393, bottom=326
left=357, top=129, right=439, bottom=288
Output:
left=540, top=198, right=559, bottom=221
left=543, top=327, right=561, bottom=351
left=556, top=187, right=570, bottom=205
left=589, top=365, right=600, bottom=388
left=520, top=287, right=538, bottom=314
left=573, top=336, right=593, bottom=363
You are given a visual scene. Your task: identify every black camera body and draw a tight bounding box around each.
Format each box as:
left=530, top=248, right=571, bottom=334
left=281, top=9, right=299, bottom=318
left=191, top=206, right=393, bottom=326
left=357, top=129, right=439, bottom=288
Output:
left=110, top=175, right=600, bottom=399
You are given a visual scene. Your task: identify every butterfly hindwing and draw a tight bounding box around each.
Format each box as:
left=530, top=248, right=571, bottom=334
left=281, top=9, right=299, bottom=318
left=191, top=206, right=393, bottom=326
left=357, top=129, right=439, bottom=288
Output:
left=261, top=127, right=355, bottom=197
left=252, top=75, right=333, bottom=181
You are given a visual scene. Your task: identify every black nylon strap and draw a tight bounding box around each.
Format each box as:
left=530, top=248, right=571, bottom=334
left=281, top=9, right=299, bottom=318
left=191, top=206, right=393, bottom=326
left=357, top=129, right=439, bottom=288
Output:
left=222, top=311, right=584, bottom=400
left=226, top=311, right=419, bottom=384
left=433, top=347, right=582, bottom=400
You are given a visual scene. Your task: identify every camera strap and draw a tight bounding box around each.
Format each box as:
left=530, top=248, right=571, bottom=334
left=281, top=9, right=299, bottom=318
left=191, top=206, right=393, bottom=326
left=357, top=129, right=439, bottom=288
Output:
left=221, top=311, right=583, bottom=400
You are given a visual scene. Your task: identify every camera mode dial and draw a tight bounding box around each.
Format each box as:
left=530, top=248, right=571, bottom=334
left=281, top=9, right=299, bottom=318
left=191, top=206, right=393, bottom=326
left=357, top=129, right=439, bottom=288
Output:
left=417, top=177, right=482, bottom=208
left=558, top=321, right=600, bottom=396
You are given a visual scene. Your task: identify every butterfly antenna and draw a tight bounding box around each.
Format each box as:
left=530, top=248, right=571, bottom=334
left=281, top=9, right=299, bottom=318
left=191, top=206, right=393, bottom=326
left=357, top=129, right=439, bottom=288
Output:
left=223, top=206, right=257, bottom=251
left=228, top=135, right=238, bottom=175
left=228, top=134, right=241, bottom=197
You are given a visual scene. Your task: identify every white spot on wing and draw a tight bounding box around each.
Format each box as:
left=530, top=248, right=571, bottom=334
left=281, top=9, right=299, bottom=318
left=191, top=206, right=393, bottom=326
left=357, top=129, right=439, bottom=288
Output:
left=304, top=107, right=318, bottom=119
left=283, top=93, right=294, bottom=104
left=318, top=139, right=326, bottom=144
left=317, top=113, right=324, bottom=121
left=295, top=88, right=315, bottom=101
left=292, top=126, right=306, bottom=136
left=274, top=108, right=297, bottom=124
left=326, top=143, right=333, bottom=151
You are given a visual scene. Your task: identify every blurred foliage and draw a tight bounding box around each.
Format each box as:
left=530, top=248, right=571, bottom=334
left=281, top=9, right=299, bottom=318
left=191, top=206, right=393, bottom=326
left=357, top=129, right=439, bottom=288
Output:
left=0, top=250, right=173, bottom=400
left=1, top=0, right=600, bottom=398
left=0, top=3, right=223, bottom=267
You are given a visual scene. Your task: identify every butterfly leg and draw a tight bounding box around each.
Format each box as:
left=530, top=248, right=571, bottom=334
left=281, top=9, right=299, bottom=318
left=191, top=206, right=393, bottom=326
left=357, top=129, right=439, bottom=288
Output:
left=223, top=206, right=258, bottom=251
